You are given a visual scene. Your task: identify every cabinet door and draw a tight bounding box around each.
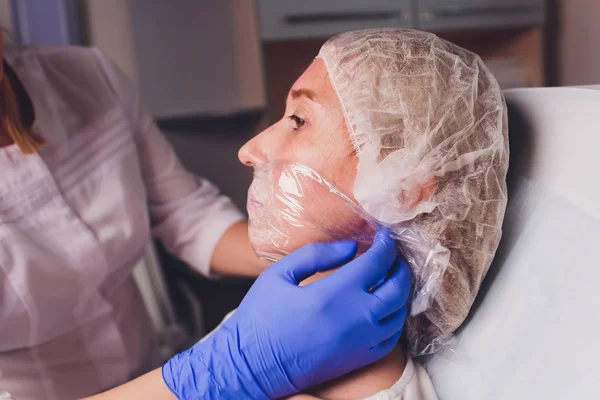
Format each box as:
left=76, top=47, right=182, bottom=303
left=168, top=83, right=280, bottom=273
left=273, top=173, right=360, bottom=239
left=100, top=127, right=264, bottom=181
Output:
left=417, top=0, right=545, bottom=31
left=126, top=0, right=264, bottom=118
left=258, top=0, right=413, bottom=41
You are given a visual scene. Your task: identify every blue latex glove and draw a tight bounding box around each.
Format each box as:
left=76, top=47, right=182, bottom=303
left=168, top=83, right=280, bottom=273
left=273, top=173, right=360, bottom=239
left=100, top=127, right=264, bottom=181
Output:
left=162, top=228, right=411, bottom=399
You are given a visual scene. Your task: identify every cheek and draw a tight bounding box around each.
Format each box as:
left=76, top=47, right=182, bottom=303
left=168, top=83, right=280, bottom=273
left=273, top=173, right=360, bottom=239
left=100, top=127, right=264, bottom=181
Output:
left=301, top=178, right=366, bottom=235
left=247, top=163, right=374, bottom=265
left=292, top=133, right=358, bottom=196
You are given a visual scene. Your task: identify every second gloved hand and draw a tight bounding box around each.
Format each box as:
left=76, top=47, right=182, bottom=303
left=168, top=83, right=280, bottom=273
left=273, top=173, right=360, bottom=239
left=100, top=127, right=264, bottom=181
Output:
left=163, top=228, right=411, bottom=399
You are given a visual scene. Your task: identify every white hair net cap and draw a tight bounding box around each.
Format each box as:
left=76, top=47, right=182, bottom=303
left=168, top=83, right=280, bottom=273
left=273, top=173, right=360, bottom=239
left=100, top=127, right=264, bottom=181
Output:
left=317, top=29, right=509, bottom=355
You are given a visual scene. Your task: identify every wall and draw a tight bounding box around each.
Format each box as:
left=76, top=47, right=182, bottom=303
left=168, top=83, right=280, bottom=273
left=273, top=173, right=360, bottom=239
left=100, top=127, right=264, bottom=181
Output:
left=84, top=0, right=139, bottom=81
left=0, top=0, right=13, bottom=34
left=83, top=0, right=261, bottom=208
left=160, top=117, right=257, bottom=211
left=559, top=0, right=600, bottom=86
left=231, top=0, right=266, bottom=111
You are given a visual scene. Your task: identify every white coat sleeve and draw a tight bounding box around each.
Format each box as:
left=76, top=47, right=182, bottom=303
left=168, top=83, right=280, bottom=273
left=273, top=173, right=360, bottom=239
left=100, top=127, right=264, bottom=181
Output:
left=95, top=49, right=245, bottom=277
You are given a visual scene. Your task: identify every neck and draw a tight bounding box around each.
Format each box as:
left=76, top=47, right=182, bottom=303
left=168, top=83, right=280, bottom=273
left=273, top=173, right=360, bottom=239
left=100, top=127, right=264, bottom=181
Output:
left=305, top=346, right=406, bottom=400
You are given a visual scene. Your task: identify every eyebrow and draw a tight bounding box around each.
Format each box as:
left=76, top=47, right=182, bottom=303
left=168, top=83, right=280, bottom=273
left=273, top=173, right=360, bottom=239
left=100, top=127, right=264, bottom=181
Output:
left=289, top=88, right=318, bottom=102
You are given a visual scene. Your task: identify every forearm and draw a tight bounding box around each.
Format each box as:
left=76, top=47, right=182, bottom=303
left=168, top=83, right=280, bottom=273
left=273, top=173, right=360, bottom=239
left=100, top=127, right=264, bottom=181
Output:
left=83, top=369, right=176, bottom=400
left=210, top=220, right=265, bottom=277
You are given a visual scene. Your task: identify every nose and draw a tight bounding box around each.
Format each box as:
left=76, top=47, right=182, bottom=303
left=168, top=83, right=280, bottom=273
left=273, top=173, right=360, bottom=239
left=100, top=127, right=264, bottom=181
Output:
left=238, top=134, right=266, bottom=167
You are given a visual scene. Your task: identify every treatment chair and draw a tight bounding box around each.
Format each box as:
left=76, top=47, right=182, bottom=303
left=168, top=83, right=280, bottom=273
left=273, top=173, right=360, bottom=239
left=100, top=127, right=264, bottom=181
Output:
left=425, top=86, right=600, bottom=399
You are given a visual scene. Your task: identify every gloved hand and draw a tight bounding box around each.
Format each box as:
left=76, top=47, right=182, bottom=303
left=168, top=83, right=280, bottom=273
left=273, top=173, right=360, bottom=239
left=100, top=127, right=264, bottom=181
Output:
left=162, top=228, right=411, bottom=399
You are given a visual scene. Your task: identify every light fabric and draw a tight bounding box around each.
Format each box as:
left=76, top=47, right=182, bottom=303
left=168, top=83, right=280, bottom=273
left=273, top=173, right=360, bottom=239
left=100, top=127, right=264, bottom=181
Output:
left=0, top=45, right=243, bottom=400
left=362, top=358, right=438, bottom=400
left=317, top=29, right=509, bottom=355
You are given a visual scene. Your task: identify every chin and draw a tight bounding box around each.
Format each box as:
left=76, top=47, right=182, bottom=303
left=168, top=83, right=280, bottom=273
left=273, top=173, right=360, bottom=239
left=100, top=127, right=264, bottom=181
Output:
left=248, top=223, right=288, bottom=265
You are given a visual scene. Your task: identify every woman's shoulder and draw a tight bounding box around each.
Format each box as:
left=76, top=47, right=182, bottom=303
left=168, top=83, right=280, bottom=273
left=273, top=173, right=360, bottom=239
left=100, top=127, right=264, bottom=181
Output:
left=4, top=45, right=125, bottom=103
left=2, top=45, right=142, bottom=152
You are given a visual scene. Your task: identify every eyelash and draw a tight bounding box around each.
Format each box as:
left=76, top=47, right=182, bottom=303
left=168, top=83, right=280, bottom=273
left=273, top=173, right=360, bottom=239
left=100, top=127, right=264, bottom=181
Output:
left=288, top=114, right=306, bottom=130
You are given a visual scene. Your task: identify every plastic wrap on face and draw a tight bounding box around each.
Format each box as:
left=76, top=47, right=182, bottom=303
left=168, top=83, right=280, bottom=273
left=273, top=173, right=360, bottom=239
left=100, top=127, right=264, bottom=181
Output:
left=247, top=162, right=376, bottom=264
left=246, top=162, right=452, bottom=341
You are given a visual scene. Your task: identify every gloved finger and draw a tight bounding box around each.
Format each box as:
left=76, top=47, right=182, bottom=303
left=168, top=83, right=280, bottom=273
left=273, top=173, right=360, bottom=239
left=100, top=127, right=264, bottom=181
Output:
left=379, top=306, right=408, bottom=339
left=325, top=228, right=397, bottom=292
left=370, top=257, right=412, bottom=320
left=273, top=240, right=358, bottom=284
left=369, top=329, right=403, bottom=357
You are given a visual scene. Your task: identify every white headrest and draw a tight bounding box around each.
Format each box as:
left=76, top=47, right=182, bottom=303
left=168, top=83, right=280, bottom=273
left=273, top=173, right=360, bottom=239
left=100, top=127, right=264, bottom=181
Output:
left=424, top=87, right=600, bottom=399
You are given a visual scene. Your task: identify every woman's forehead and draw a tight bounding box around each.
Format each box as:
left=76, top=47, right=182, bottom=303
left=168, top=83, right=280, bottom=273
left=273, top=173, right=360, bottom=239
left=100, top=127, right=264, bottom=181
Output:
left=289, top=59, right=340, bottom=110
left=291, top=60, right=331, bottom=95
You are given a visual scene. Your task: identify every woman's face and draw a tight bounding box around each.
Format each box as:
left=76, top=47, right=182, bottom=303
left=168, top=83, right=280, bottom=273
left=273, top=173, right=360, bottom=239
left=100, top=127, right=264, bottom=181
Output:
left=238, top=59, right=374, bottom=265
left=239, top=59, right=355, bottom=189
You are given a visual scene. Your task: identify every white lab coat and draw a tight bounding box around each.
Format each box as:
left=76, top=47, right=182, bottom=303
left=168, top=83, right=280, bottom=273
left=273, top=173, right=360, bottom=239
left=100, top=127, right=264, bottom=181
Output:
left=0, top=45, right=243, bottom=399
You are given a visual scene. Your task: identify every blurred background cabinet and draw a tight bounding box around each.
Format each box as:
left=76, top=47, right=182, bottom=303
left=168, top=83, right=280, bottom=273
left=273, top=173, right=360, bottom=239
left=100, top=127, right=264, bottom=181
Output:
left=416, top=0, right=545, bottom=30
left=125, top=0, right=265, bottom=119
left=258, top=0, right=413, bottom=41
